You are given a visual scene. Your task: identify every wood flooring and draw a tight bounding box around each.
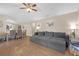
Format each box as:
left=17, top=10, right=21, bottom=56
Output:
left=0, top=37, right=73, bottom=56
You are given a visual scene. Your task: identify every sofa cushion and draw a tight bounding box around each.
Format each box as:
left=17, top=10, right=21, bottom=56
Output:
left=39, top=32, right=45, bottom=36
left=49, top=37, right=65, bottom=44
left=45, top=32, right=54, bottom=37
left=34, top=32, right=39, bottom=35
left=54, top=32, right=66, bottom=38
left=35, top=32, right=45, bottom=36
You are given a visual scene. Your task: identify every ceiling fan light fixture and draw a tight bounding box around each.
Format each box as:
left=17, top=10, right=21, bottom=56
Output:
left=26, top=8, right=32, bottom=12
left=20, top=3, right=37, bottom=12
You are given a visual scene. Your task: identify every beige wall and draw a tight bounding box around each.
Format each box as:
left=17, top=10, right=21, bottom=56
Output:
left=0, top=16, right=6, bottom=32
left=0, top=11, right=79, bottom=37
left=0, top=16, right=18, bottom=33
left=24, top=11, right=79, bottom=36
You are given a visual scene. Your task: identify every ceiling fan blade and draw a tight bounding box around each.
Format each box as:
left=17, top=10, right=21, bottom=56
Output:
left=27, top=3, right=31, bottom=5
left=27, top=3, right=32, bottom=7
left=20, top=7, right=26, bottom=9
left=22, top=3, right=27, bottom=6
left=32, top=4, right=37, bottom=7
left=32, top=9, right=37, bottom=11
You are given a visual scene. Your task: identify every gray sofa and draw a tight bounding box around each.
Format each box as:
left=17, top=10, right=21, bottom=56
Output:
left=31, top=31, right=69, bottom=52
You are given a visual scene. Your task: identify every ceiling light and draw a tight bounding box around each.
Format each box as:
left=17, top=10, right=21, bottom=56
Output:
left=26, top=8, right=32, bottom=12
left=20, top=3, right=37, bottom=12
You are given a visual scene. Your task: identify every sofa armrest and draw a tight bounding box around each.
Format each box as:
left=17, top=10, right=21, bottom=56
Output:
left=65, top=35, right=69, bottom=48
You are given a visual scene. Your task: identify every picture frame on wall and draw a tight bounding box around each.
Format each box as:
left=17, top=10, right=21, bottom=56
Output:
left=47, top=22, right=54, bottom=27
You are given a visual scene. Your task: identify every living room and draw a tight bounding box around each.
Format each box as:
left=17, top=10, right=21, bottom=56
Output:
left=0, top=3, right=79, bottom=56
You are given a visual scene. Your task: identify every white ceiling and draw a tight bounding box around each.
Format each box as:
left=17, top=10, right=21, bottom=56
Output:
left=0, top=3, right=79, bottom=23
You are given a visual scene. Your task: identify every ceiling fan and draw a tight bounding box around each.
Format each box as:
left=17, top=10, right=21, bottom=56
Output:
left=20, top=3, right=37, bottom=12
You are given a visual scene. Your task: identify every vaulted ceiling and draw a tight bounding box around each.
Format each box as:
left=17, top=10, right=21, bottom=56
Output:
left=0, top=3, right=79, bottom=24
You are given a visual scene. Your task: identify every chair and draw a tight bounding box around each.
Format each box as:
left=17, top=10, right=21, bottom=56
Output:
left=7, top=30, right=16, bottom=40
left=23, top=30, right=26, bottom=38
left=16, top=30, right=23, bottom=40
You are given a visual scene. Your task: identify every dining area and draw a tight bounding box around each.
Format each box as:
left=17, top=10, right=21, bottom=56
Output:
left=0, top=25, right=26, bottom=43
